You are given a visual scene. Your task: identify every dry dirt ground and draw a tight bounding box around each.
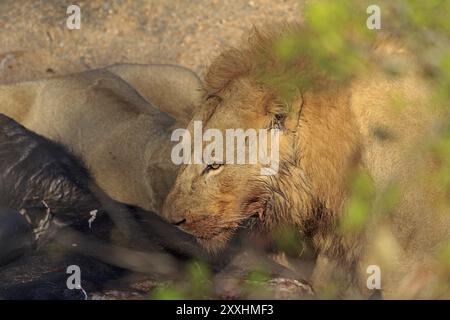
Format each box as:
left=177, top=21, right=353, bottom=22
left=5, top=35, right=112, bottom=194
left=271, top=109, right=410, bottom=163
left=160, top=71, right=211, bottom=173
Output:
left=0, top=0, right=302, bottom=84
left=0, top=0, right=312, bottom=299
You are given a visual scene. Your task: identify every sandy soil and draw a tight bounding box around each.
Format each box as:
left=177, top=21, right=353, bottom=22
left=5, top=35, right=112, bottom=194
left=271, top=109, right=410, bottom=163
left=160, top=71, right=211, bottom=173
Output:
left=0, top=0, right=302, bottom=84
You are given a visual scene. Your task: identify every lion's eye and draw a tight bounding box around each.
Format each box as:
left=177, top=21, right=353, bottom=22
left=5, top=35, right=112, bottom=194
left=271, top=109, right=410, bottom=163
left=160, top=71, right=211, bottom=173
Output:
left=210, top=163, right=222, bottom=170
left=203, top=163, right=223, bottom=174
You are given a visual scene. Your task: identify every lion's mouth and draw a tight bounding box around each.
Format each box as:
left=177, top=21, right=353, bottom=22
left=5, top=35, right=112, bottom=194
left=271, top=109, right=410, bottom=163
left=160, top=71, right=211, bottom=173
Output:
left=171, top=200, right=268, bottom=252
left=195, top=226, right=236, bottom=240
left=171, top=219, right=254, bottom=255
left=193, top=227, right=237, bottom=253
left=171, top=215, right=238, bottom=251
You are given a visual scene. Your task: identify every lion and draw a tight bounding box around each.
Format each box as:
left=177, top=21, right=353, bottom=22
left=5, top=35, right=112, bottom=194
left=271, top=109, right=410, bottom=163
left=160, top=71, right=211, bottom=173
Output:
left=0, top=64, right=203, bottom=213
left=163, top=26, right=450, bottom=298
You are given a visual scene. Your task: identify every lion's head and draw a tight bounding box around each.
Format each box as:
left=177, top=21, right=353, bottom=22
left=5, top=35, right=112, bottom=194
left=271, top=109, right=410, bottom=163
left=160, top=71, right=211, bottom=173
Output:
left=163, top=26, right=361, bottom=252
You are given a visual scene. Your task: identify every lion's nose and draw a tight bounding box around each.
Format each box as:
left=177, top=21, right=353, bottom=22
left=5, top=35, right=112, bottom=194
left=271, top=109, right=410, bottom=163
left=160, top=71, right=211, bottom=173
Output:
left=172, top=218, right=187, bottom=226
left=162, top=193, right=188, bottom=225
